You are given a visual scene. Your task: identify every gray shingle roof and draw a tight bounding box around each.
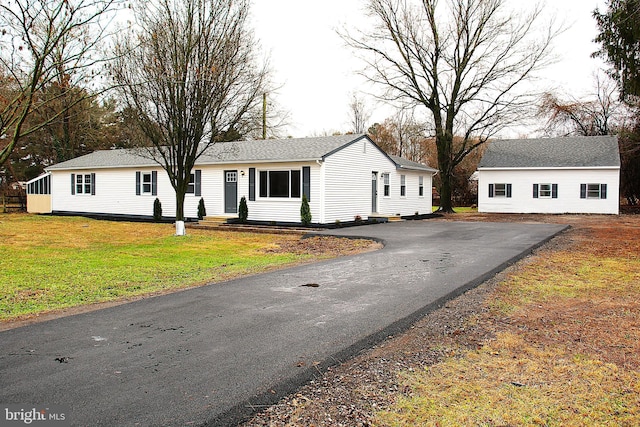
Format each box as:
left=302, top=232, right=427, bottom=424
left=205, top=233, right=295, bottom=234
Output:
left=478, top=136, right=620, bottom=169
left=389, top=155, right=438, bottom=172
left=47, top=134, right=437, bottom=172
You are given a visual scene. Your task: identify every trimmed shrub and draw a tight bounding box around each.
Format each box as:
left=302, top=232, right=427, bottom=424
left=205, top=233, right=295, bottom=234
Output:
left=238, top=196, right=248, bottom=223
left=300, top=194, right=312, bottom=226
left=197, top=197, right=207, bottom=220
left=153, top=198, right=162, bottom=222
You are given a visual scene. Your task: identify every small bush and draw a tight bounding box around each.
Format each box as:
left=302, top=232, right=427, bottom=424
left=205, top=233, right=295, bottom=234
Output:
left=197, top=198, right=207, bottom=220
left=238, top=196, right=248, bottom=223
left=153, top=198, right=162, bottom=222
left=300, top=194, right=312, bottom=226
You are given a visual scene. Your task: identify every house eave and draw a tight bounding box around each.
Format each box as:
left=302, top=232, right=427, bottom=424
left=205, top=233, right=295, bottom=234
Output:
left=477, top=166, right=620, bottom=171
left=396, top=165, right=439, bottom=173
left=46, top=158, right=324, bottom=172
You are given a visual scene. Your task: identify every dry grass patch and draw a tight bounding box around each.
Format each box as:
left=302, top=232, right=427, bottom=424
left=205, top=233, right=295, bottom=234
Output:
left=378, top=332, right=640, bottom=426
left=377, top=215, right=640, bottom=426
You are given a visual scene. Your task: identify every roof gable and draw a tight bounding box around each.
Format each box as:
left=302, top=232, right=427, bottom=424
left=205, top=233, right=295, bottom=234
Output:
left=478, top=136, right=620, bottom=169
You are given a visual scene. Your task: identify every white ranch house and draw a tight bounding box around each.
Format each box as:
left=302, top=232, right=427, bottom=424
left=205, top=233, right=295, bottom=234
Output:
left=27, top=134, right=437, bottom=224
left=477, top=136, right=620, bottom=215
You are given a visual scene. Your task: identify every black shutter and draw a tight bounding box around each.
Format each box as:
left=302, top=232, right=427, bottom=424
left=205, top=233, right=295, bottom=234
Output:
left=91, top=173, right=96, bottom=195
left=302, top=166, right=311, bottom=201
left=136, top=172, right=141, bottom=195
left=580, top=184, right=587, bottom=199
left=195, top=170, right=201, bottom=197
left=552, top=184, right=558, bottom=199
left=71, top=174, right=75, bottom=195
left=506, top=184, right=512, bottom=198
left=249, top=168, right=256, bottom=201
left=488, top=184, right=494, bottom=198
left=259, top=171, right=268, bottom=197
left=151, top=171, right=158, bottom=196
left=533, top=184, right=539, bottom=198
left=601, top=183, right=607, bottom=199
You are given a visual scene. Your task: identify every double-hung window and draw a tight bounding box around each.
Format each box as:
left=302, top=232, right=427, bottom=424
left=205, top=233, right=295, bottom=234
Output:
left=533, top=183, right=558, bottom=199
left=136, top=171, right=157, bottom=196
left=71, top=173, right=95, bottom=195
left=488, top=183, right=511, bottom=198
left=581, top=183, right=607, bottom=199
left=185, top=170, right=202, bottom=196
left=142, top=173, right=153, bottom=194
left=383, top=173, right=390, bottom=197
left=418, top=176, right=424, bottom=197
left=186, top=173, right=196, bottom=194
left=400, top=175, right=406, bottom=197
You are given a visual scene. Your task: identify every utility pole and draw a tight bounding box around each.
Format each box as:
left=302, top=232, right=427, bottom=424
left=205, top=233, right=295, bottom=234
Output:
left=262, top=93, right=267, bottom=140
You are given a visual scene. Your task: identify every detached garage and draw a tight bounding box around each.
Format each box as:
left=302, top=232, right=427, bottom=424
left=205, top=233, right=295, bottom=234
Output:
left=477, top=136, right=620, bottom=214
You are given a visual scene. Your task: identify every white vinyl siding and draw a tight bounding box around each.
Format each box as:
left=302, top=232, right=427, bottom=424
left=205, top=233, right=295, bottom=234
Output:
left=323, top=139, right=433, bottom=222
left=48, top=139, right=435, bottom=223
left=52, top=168, right=202, bottom=219
left=478, top=168, right=619, bottom=214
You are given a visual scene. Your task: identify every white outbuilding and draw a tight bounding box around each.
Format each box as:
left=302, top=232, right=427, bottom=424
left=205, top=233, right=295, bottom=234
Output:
left=477, top=136, right=620, bottom=215
left=28, top=134, right=437, bottom=224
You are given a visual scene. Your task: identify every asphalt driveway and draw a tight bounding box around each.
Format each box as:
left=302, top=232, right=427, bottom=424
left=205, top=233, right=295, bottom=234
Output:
left=0, top=220, right=567, bottom=426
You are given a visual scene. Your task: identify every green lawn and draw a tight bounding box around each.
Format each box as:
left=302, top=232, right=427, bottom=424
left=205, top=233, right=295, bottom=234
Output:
left=0, top=214, right=336, bottom=321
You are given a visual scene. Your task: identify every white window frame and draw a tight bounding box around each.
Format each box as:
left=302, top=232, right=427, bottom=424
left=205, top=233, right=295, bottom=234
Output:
left=76, top=174, right=92, bottom=195
left=383, top=173, right=390, bottom=197
left=418, top=176, right=424, bottom=197
left=186, top=172, right=196, bottom=194
left=587, top=183, right=602, bottom=199
left=539, top=183, right=552, bottom=198
left=400, top=175, right=406, bottom=197
left=494, top=183, right=507, bottom=197
left=142, top=173, right=152, bottom=194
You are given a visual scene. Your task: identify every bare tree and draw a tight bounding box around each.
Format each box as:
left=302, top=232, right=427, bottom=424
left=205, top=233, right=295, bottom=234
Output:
left=348, top=93, right=372, bottom=133
left=0, top=0, right=119, bottom=167
left=368, top=109, right=428, bottom=162
left=538, top=75, right=629, bottom=137
left=112, top=0, right=269, bottom=234
left=342, top=0, right=558, bottom=212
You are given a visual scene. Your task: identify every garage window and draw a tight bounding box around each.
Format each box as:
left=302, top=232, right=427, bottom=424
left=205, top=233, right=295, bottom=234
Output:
left=488, top=183, right=512, bottom=198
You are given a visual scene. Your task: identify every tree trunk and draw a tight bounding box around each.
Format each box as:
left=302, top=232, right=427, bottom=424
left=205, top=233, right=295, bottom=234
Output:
left=175, top=187, right=186, bottom=236
left=435, top=132, right=456, bottom=213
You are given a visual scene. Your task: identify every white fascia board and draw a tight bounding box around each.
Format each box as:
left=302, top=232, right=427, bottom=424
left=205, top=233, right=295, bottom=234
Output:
left=46, top=164, right=157, bottom=172
left=196, top=158, right=322, bottom=166
left=26, top=172, right=52, bottom=184
left=477, top=166, right=620, bottom=171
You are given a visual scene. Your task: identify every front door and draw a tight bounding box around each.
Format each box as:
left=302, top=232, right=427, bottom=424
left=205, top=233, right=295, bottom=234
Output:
left=224, top=170, right=238, bottom=214
left=371, top=172, right=378, bottom=213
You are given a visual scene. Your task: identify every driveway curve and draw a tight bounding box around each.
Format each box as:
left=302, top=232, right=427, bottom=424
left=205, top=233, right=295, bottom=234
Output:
left=0, top=220, right=567, bottom=426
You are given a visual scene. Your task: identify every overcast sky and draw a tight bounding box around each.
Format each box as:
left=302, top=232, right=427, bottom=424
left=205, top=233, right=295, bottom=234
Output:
left=251, top=0, right=607, bottom=138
